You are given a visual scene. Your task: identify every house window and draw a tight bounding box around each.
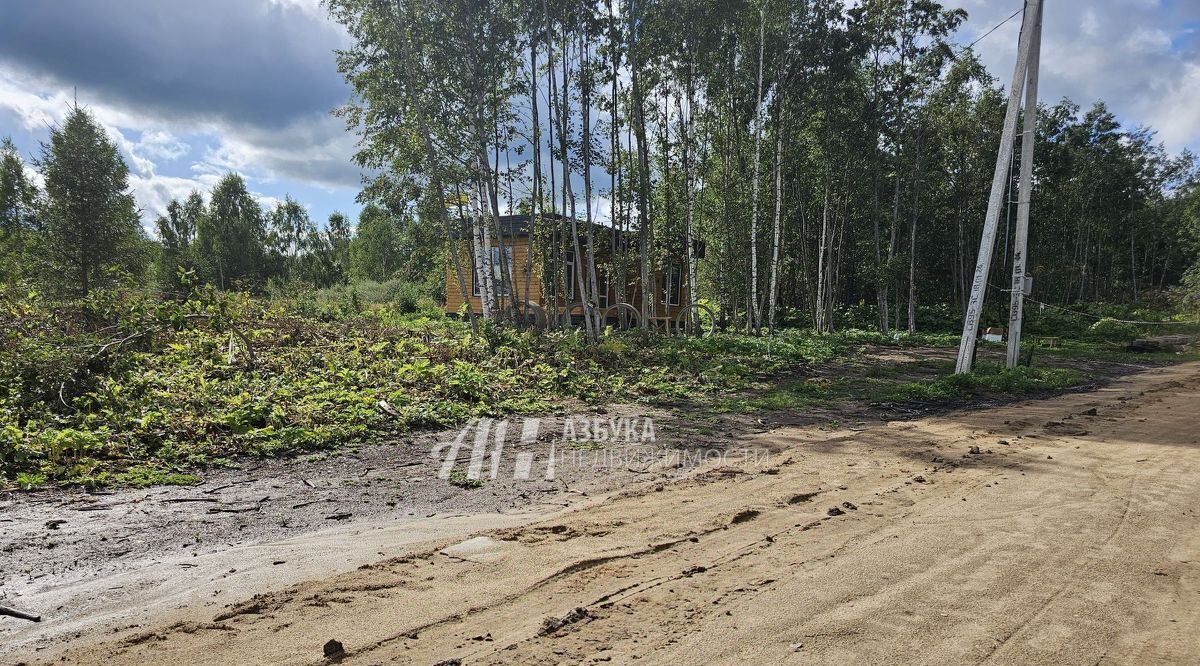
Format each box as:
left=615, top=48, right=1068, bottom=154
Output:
left=662, top=264, right=682, bottom=307
left=473, top=245, right=514, bottom=297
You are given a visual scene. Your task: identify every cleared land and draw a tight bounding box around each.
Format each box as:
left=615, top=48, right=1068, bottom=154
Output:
left=4, top=357, right=1199, bottom=664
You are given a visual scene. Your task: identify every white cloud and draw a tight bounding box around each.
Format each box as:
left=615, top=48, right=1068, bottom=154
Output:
left=950, top=0, right=1200, bottom=152
left=0, top=65, right=357, bottom=222
left=129, top=172, right=218, bottom=232
left=1080, top=10, right=1100, bottom=39
left=1143, top=62, right=1200, bottom=152
left=23, top=163, right=45, bottom=191
left=265, top=0, right=326, bottom=18
left=253, top=193, right=286, bottom=213
left=191, top=113, right=359, bottom=190
left=136, top=129, right=188, bottom=162
left=106, top=125, right=156, bottom=177
left=1125, top=27, right=1172, bottom=54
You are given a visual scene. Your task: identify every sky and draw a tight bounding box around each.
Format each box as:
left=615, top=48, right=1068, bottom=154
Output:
left=947, top=0, right=1200, bottom=155
left=0, top=0, right=1197, bottom=237
left=0, top=0, right=360, bottom=231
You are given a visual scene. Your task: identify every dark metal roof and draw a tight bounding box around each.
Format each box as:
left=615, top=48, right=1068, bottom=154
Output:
left=448, top=213, right=704, bottom=259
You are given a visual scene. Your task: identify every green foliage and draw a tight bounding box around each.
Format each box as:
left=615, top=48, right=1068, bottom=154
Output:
left=1024, top=307, right=1089, bottom=338
left=274, top=278, right=439, bottom=322
left=268, top=196, right=313, bottom=263
left=833, top=303, right=962, bottom=334
left=716, top=377, right=841, bottom=413
left=15, top=471, right=46, bottom=490
left=197, top=173, right=266, bottom=290
left=1034, top=337, right=1200, bottom=365
left=1022, top=301, right=1200, bottom=341
left=348, top=204, right=401, bottom=282
left=0, top=137, right=38, bottom=286
left=155, top=191, right=205, bottom=293
left=447, top=468, right=483, bottom=489
left=1086, top=317, right=1141, bottom=342
left=0, top=288, right=857, bottom=489
left=869, top=363, right=1090, bottom=403
left=3, top=281, right=1193, bottom=491
left=36, top=107, right=144, bottom=296
left=1179, top=183, right=1200, bottom=310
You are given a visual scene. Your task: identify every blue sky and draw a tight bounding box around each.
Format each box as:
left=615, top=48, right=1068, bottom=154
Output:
left=0, top=0, right=1197, bottom=237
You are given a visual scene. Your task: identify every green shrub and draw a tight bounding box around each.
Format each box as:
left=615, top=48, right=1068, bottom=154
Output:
left=1086, top=317, right=1140, bottom=342
left=872, top=363, right=1088, bottom=402
left=1025, top=307, right=1089, bottom=337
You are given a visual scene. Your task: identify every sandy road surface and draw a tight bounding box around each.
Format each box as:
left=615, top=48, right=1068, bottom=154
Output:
left=21, top=361, right=1200, bottom=665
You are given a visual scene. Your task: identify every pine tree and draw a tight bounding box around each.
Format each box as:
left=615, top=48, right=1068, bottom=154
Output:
left=36, top=107, right=141, bottom=296
left=349, top=203, right=400, bottom=282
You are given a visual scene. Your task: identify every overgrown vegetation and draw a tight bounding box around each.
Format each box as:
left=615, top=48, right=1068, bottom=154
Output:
left=0, top=287, right=863, bottom=489
left=5, top=281, right=1194, bottom=490
left=864, top=362, right=1090, bottom=403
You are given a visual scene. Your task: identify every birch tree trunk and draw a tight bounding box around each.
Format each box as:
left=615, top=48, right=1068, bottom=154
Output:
left=767, top=118, right=783, bottom=334
left=747, top=2, right=768, bottom=334
left=473, top=173, right=497, bottom=318
left=541, top=0, right=564, bottom=327
left=815, top=179, right=831, bottom=332
left=627, top=0, right=653, bottom=330
left=679, top=80, right=698, bottom=333
left=555, top=32, right=596, bottom=340
left=525, top=31, right=540, bottom=323
left=609, top=0, right=624, bottom=319
left=580, top=31, right=602, bottom=336
left=907, top=126, right=924, bottom=334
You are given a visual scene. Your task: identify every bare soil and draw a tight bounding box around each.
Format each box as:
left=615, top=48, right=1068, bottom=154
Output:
left=4, top=351, right=1198, bottom=664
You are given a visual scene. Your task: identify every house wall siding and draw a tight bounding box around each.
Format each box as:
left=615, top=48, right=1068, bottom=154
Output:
left=444, top=238, right=692, bottom=322
left=444, top=240, right=540, bottom=315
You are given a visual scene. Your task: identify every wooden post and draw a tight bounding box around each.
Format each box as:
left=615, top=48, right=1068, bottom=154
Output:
left=1006, top=1, right=1043, bottom=368
left=955, top=0, right=1041, bottom=374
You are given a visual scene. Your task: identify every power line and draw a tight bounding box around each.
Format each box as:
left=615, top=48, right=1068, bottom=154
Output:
left=986, top=282, right=1199, bottom=325
left=966, top=7, right=1024, bottom=50
left=1027, top=300, right=1197, bottom=326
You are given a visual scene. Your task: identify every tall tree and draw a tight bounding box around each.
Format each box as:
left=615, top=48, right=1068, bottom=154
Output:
left=326, top=210, right=353, bottom=276
left=36, top=106, right=141, bottom=296
left=197, top=173, right=265, bottom=290
left=349, top=203, right=401, bottom=282
left=0, top=137, right=38, bottom=285
left=155, top=191, right=204, bottom=291
left=269, top=196, right=313, bottom=261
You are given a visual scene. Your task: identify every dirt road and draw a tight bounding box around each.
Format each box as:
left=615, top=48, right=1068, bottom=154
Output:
left=17, top=361, right=1200, bottom=664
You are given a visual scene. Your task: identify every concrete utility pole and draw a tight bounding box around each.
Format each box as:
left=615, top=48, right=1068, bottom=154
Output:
left=955, top=0, right=1043, bottom=374
left=1006, top=1, right=1043, bottom=369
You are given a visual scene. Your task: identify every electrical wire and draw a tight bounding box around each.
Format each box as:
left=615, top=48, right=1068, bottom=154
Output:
left=965, top=7, right=1024, bottom=50
left=986, top=282, right=1198, bottom=325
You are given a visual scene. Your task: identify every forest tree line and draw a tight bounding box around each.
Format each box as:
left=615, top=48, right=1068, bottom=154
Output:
left=328, top=0, right=1200, bottom=336
left=3, top=0, right=1199, bottom=337
left=0, top=109, right=436, bottom=299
